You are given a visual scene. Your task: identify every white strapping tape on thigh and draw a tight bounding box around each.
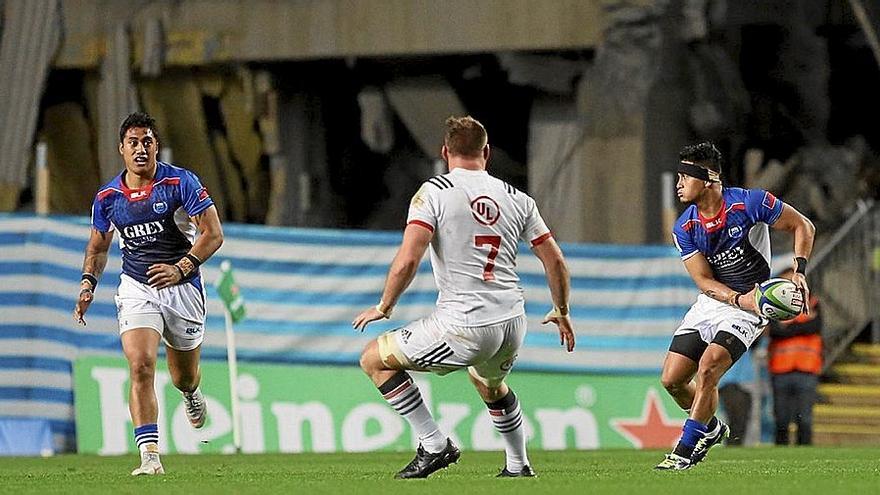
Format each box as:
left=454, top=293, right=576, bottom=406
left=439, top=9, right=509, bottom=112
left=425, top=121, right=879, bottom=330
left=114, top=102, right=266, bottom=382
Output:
left=467, top=366, right=493, bottom=387
left=377, top=332, right=414, bottom=369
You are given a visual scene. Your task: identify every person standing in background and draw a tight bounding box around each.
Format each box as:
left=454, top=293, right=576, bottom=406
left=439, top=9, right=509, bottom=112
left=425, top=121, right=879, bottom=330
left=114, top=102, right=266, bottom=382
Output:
left=768, top=268, right=822, bottom=445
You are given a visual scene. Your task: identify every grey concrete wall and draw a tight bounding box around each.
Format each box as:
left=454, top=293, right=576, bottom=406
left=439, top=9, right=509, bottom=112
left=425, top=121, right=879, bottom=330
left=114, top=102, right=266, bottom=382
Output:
left=55, top=0, right=606, bottom=68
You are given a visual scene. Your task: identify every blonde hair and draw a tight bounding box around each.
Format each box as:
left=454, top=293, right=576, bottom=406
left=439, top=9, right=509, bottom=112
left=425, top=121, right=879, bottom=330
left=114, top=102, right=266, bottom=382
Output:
left=444, top=116, right=488, bottom=158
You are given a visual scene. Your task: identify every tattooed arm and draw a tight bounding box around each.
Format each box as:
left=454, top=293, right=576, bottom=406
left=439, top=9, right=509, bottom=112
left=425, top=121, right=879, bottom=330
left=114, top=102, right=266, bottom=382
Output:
left=682, top=253, right=758, bottom=312
left=146, top=205, right=224, bottom=289
left=74, top=228, right=114, bottom=325
left=770, top=203, right=816, bottom=314
left=187, top=205, right=224, bottom=263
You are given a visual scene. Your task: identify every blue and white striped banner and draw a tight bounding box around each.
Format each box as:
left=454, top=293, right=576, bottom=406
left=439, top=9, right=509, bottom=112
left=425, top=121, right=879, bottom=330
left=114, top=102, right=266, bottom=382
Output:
left=0, top=214, right=696, bottom=450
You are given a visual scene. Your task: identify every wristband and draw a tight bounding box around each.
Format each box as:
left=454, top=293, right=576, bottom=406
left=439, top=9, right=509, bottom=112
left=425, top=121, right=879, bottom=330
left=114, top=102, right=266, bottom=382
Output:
left=727, top=292, right=742, bottom=308
left=375, top=300, right=393, bottom=318
left=175, top=254, right=201, bottom=278
left=174, top=264, right=186, bottom=280
left=547, top=305, right=570, bottom=318
left=81, top=273, right=98, bottom=289
left=794, top=257, right=808, bottom=275
left=184, top=253, right=202, bottom=268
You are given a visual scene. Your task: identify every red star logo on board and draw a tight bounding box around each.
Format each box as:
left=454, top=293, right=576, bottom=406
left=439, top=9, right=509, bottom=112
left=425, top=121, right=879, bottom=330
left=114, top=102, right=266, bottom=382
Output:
left=611, top=389, right=683, bottom=449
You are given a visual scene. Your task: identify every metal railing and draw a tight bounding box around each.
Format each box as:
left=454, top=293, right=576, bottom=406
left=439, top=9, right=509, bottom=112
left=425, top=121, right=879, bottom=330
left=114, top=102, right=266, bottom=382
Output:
left=806, top=199, right=880, bottom=372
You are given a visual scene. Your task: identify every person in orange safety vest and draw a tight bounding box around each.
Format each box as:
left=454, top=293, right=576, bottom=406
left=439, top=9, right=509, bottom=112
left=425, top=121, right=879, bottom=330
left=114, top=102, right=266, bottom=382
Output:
left=767, top=268, right=821, bottom=445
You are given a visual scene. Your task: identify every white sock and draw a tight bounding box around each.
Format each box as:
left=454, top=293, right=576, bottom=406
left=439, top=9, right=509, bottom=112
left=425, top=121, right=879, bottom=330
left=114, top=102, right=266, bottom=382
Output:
left=487, top=390, right=529, bottom=472
left=379, top=371, right=446, bottom=452
left=139, top=443, right=159, bottom=457
left=133, top=424, right=159, bottom=456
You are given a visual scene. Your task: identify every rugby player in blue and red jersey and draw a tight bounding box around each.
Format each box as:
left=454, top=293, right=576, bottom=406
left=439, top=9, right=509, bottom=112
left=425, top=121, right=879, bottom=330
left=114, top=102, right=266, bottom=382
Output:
left=655, top=142, right=814, bottom=470
left=73, top=112, right=224, bottom=475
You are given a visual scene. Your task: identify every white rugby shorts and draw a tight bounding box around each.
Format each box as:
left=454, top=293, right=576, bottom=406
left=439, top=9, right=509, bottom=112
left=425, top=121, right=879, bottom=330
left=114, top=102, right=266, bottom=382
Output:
left=378, top=313, right=527, bottom=388
left=115, top=274, right=207, bottom=351
left=674, top=294, right=768, bottom=349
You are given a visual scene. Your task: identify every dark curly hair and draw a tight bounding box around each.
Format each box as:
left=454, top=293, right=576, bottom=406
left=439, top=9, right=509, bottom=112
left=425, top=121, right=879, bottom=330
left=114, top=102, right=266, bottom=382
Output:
left=679, top=141, right=722, bottom=174
left=119, top=112, right=160, bottom=143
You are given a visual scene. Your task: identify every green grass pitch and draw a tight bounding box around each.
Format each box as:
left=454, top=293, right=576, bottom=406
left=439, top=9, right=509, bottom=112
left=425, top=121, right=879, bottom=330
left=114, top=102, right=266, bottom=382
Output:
left=3, top=447, right=879, bottom=494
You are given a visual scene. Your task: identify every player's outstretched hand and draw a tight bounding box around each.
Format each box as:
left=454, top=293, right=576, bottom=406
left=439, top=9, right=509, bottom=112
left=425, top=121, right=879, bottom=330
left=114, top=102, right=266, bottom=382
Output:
left=543, top=312, right=575, bottom=352
left=73, top=288, right=93, bottom=326
left=147, top=263, right=183, bottom=289
left=791, top=272, right=810, bottom=315
left=352, top=306, right=386, bottom=332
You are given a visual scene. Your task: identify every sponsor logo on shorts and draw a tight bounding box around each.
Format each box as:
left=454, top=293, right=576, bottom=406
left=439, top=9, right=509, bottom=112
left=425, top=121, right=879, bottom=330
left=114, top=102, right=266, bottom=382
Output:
left=399, top=328, right=412, bottom=344
left=730, top=324, right=748, bottom=338
left=185, top=326, right=202, bottom=335
left=152, top=201, right=168, bottom=214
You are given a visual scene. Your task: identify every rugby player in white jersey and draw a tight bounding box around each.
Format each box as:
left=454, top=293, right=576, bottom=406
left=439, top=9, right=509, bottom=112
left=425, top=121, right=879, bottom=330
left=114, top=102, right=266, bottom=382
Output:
left=353, top=116, right=575, bottom=479
left=73, top=112, right=224, bottom=475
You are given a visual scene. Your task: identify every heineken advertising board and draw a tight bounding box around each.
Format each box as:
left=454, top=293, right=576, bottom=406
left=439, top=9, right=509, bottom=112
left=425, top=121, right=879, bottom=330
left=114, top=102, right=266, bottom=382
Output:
left=74, top=357, right=686, bottom=454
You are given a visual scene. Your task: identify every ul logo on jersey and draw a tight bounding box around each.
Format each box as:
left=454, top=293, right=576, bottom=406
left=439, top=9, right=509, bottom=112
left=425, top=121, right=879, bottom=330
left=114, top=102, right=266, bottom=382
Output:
left=470, top=196, right=500, bottom=226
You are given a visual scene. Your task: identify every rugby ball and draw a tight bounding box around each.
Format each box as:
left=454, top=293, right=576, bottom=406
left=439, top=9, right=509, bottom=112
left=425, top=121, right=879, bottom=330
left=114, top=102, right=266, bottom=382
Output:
left=754, top=278, right=804, bottom=321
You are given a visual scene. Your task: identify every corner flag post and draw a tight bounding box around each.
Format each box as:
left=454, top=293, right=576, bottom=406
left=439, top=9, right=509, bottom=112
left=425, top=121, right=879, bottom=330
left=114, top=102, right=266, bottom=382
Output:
left=217, top=260, right=246, bottom=453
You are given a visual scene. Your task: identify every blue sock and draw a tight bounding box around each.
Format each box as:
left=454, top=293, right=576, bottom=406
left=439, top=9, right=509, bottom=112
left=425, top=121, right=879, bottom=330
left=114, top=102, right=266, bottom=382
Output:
left=134, top=423, right=159, bottom=453
left=673, top=419, right=707, bottom=458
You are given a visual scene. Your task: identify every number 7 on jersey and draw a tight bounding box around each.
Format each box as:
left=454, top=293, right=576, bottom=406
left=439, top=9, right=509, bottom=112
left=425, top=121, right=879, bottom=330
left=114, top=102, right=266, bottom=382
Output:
left=474, top=235, right=501, bottom=281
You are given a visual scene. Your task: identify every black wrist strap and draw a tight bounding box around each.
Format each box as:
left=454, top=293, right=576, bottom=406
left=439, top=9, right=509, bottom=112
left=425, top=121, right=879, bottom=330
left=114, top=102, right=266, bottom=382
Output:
left=795, top=257, right=808, bottom=275
left=81, top=273, right=98, bottom=288
left=184, top=253, right=202, bottom=268
left=174, top=264, right=186, bottom=280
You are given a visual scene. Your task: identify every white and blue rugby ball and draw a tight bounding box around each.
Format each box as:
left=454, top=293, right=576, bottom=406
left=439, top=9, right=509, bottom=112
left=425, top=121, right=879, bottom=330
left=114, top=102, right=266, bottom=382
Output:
left=754, top=278, right=804, bottom=321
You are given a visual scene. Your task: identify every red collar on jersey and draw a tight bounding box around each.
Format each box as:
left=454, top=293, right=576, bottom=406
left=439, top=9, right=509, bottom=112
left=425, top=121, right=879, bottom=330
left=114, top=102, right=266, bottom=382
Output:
left=698, top=200, right=727, bottom=233
left=119, top=173, right=180, bottom=202
left=120, top=174, right=155, bottom=201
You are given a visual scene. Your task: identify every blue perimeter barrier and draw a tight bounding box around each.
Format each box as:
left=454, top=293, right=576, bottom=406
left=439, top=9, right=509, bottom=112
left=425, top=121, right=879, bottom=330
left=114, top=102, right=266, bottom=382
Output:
left=0, top=213, right=696, bottom=451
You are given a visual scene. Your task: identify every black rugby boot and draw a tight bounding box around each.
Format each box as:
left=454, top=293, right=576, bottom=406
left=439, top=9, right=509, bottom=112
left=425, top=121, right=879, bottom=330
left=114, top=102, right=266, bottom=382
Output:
left=395, top=439, right=461, bottom=479
left=497, top=465, right=537, bottom=478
